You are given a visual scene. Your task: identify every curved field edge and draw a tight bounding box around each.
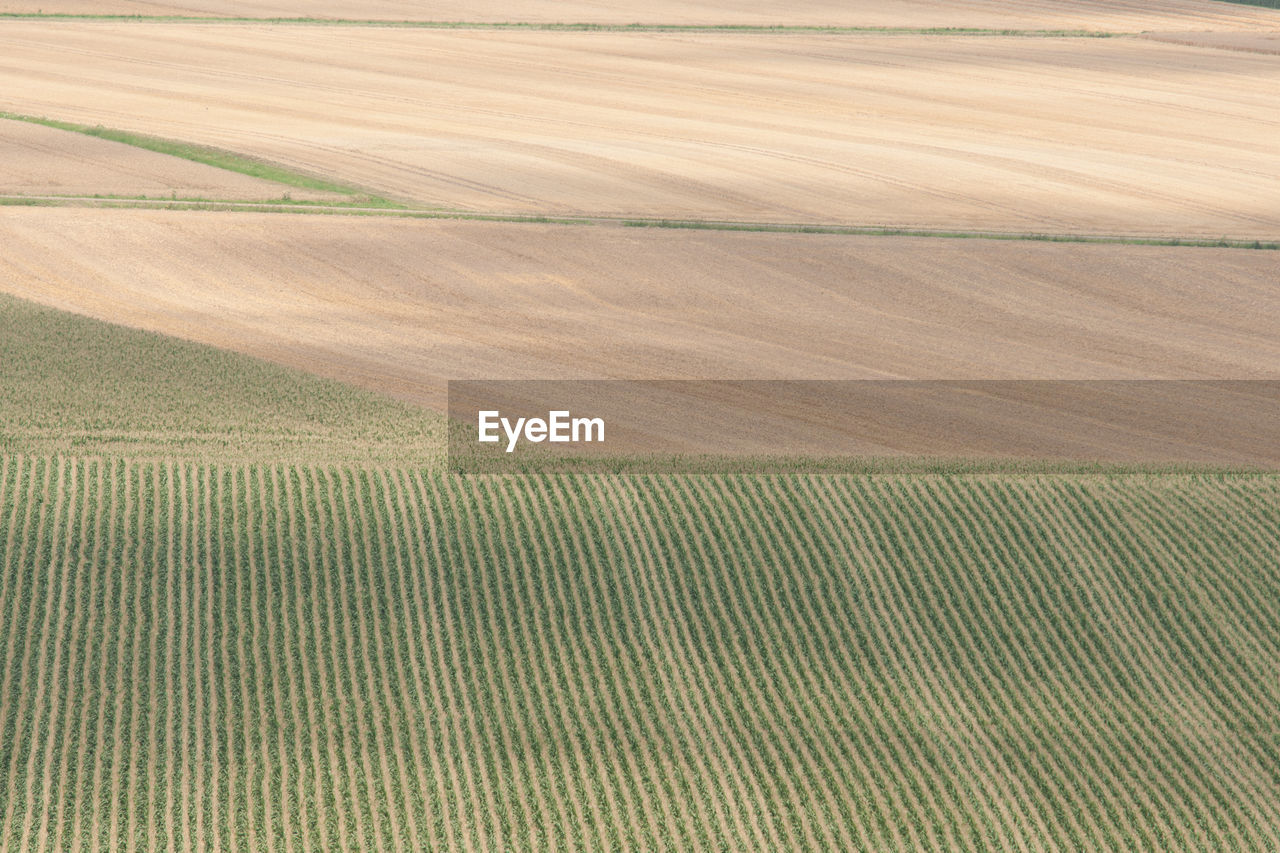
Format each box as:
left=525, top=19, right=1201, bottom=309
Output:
left=0, top=113, right=398, bottom=207
left=0, top=455, right=1276, bottom=851
left=0, top=291, right=443, bottom=464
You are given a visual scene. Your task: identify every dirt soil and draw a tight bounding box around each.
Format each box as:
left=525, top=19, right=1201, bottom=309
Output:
left=0, top=118, right=344, bottom=200
left=2, top=25, right=1278, bottom=238
left=1141, top=30, right=1280, bottom=54
left=2, top=208, right=1276, bottom=411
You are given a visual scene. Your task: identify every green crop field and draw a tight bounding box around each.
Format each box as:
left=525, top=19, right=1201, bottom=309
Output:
left=0, top=457, right=1277, bottom=851
left=1, top=293, right=1279, bottom=851
left=0, top=293, right=441, bottom=464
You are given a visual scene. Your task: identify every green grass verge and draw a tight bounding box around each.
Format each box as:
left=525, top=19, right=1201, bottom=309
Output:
left=0, top=111, right=399, bottom=206
left=1, top=191, right=406, bottom=209
left=621, top=218, right=1280, bottom=249
left=0, top=14, right=1124, bottom=35
left=5, top=192, right=1274, bottom=249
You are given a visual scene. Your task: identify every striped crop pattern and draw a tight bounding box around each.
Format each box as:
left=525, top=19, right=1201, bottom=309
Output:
left=0, top=455, right=1278, bottom=851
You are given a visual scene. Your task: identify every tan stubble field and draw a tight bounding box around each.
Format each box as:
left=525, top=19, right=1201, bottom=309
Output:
left=2, top=24, right=1279, bottom=237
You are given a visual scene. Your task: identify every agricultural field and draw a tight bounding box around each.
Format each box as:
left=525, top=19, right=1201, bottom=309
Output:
left=0, top=119, right=345, bottom=203
left=3, top=209, right=1278, bottom=412
left=2, top=0, right=1279, bottom=850
left=3, top=25, right=1280, bottom=237
left=0, top=454, right=1278, bottom=852
left=0, top=292, right=441, bottom=463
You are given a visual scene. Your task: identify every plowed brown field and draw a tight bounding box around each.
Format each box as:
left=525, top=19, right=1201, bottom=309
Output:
left=1141, top=29, right=1280, bottom=54
left=2, top=208, right=1276, bottom=411
left=2, top=24, right=1279, bottom=237
left=0, top=118, right=343, bottom=199
left=3, top=0, right=1278, bottom=30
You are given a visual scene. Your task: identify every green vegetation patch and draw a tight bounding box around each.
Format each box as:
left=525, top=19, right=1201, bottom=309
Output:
left=0, top=456, right=1276, bottom=850
left=0, top=292, right=441, bottom=462
left=0, top=111, right=399, bottom=207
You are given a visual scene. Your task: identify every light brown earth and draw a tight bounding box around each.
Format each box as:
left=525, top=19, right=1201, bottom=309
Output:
left=1141, top=29, right=1280, bottom=53
left=6, top=207, right=1277, bottom=464
left=0, top=118, right=343, bottom=199
left=2, top=208, right=1277, bottom=412
left=2, top=24, right=1279, bottom=238
left=448, top=379, right=1280, bottom=468
left=3, top=0, right=1279, bottom=30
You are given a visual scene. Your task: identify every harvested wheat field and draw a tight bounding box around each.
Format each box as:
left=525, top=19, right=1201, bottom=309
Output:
left=4, top=0, right=1280, bottom=30
left=2, top=24, right=1279, bottom=237
left=4, top=208, right=1279, bottom=466
left=2, top=208, right=1278, bottom=408
left=1141, top=29, right=1280, bottom=53
left=0, top=117, right=343, bottom=201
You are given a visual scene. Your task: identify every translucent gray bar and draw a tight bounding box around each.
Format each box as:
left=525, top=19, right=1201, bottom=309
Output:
left=447, top=380, right=1280, bottom=473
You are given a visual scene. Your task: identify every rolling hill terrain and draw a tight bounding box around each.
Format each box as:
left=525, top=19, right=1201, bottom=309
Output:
left=1, top=0, right=1278, bottom=849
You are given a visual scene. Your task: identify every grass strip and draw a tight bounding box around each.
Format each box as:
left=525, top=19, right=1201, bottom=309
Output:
left=619, top=218, right=1280, bottom=249
left=0, top=15, right=1123, bottom=35
left=4, top=194, right=1276, bottom=249
left=448, top=451, right=1278, bottom=477
left=0, top=111, right=399, bottom=205
left=4, top=191, right=404, bottom=209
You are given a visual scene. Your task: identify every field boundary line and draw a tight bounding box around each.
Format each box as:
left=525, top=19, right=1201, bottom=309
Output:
left=6, top=193, right=1277, bottom=249
left=0, top=15, right=1127, bottom=36
left=0, top=113, right=395, bottom=205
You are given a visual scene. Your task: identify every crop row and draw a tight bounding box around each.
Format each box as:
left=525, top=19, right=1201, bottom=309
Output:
left=0, top=455, right=1277, bottom=851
